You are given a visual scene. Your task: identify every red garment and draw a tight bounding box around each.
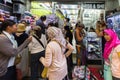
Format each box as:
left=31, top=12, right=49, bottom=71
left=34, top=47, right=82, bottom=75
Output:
left=16, top=68, right=22, bottom=80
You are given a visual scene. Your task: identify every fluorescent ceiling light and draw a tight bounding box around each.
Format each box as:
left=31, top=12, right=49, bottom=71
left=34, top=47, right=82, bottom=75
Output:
left=61, top=4, right=78, bottom=9
left=39, top=3, right=52, bottom=10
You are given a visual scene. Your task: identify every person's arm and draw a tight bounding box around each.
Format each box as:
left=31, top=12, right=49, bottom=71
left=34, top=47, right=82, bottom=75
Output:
left=95, top=27, right=103, bottom=37
left=76, top=30, right=83, bottom=41
left=65, top=42, right=74, bottom=57
left=40, top=44, right=52, bottom=67
left=66, top=37, right=69, bottom=42
left=0, top=36, right=31, bottom=57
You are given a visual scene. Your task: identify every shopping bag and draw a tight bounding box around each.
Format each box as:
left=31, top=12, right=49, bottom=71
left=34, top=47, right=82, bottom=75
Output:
left=104, top=64, right=112, bottom=80
left=41, top=67, right=48, bottom=78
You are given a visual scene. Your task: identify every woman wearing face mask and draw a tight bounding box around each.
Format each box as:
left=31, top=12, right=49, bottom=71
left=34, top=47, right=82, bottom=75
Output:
left=104, top=29, right=120, bottom=80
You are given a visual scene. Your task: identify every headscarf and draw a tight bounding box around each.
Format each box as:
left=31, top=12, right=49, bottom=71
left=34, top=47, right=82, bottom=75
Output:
left=103, top=29, right=120, bottom=59
left=47, top=27, right=67, bottom=53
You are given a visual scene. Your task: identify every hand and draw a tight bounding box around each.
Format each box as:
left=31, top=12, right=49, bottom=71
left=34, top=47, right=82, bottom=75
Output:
left=39, top=57, right=44, bottom=62
left=28, top=36, right=32, bottom=41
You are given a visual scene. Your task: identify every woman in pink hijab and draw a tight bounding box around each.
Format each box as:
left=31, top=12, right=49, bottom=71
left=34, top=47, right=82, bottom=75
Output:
left=104, top=29, right=120, bottom=80
left=40, top=27, right=74, bottom=80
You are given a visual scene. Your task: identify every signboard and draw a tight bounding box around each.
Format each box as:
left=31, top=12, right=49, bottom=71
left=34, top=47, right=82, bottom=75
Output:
left=82, top=3, right=105, bottom=9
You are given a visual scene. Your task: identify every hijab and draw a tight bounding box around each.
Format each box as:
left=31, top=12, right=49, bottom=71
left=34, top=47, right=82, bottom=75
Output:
left=103, top=29, right=120, bottom=59
left=47, top=27, right=67, bottom=53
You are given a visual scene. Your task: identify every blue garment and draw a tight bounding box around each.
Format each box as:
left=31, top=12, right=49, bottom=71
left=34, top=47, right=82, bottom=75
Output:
left=30, top=51, right=45, bottom=80
left=0, top=66, right=17, bottom=80
left=36, top=20, right=46, bottom=34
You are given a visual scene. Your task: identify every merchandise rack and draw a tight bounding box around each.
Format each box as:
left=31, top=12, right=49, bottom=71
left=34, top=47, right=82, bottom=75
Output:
left=86, top=37, right=103, bottom=65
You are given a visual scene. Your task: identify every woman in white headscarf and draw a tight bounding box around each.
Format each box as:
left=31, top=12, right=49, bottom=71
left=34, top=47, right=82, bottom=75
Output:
left=40, top=27, right=74, bottom=80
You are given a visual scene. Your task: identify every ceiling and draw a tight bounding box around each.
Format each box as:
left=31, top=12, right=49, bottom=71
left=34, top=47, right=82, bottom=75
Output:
left=31, top=0, right=105, bottom=4
left=30, top=0, right=108, bottom=27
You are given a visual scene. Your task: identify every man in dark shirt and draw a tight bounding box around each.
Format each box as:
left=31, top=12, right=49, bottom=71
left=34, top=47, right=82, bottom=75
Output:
left=36, top=15, right=46, bottom=34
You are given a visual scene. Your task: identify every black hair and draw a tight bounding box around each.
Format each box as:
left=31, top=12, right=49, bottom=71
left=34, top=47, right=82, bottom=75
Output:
left=0, top=19, right=16, bottom=32
left=48, top=22, right=59, bottom=28
left=34, top=28, right=42, bottom=39
left=48, top=22, right=54, bottom=26
left=20, top=20, right=27, bottom=23
left=40, top=15, right=46, bottom=21
left=89, top=27, right=95, bottom=32
left=65, top=17, right=70, bottom=22
left=64, top=26, right=70, bottom=31
left=75, top=22, right=84, bottom=28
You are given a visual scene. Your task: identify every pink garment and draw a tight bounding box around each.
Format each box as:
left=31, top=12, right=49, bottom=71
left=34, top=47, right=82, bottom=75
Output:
left=41, top=41, right=67, bottom=80
left=110, top=45, right=120, bottom=78
left=103, top=29, right=120, bottom=59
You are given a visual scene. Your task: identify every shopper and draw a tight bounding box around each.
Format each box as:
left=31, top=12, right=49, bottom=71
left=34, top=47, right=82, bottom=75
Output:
left=28, top=26, right=47, bottom=80
left=36, top=15, right=46, bottom=34
left=14, top=23, right=29, bottom=46
left=64, top=25, right=73, bottom=79
left=40, top=27, right=74, bottom=80
left=75, top=22, right=85, bottom=66
left=0, top=20, right=32, bottom=80
left=13, top=23, right=29, bottom=78
left=104, top=29, right=120, bottom=80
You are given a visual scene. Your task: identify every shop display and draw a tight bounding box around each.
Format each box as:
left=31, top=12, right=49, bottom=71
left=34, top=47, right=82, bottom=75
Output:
left=86, top=37, right=103, bottom=65
left=106, top=12, right=120, bottom=39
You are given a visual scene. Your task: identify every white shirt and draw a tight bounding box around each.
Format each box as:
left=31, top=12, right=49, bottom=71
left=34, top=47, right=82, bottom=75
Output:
left=25, top=26, right=31, bottom=34
left=28, top=34, right=47, bottom=54
left=3, top=31, right=17, bottom=67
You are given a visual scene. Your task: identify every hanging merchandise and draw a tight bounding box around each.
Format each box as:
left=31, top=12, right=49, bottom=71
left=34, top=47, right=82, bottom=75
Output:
left=22, top=11, right=35, bottom=25
left=106, top=12, right=120, bottom=39
left=45, top=14, right=59, bottom=25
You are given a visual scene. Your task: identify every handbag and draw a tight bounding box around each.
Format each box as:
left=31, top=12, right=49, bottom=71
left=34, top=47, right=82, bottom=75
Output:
left=41, top=67, right=48, bottom=78
left=104, top=64, right=112, bottom=80
left=14, top=54, right=22, bottom=65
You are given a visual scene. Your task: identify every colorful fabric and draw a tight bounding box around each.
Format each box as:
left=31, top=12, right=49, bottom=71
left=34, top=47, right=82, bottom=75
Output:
left=103, top=29, right=120, bottom=59
left=46, top=14, right=59, bottom=26
left=72, top=66, right=90, bottom=79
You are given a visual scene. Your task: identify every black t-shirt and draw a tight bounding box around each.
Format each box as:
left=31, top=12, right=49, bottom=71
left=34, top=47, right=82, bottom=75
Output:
left=65, top=31, right=73, bottom=45
left=13, top=32, right=29, bottom=46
